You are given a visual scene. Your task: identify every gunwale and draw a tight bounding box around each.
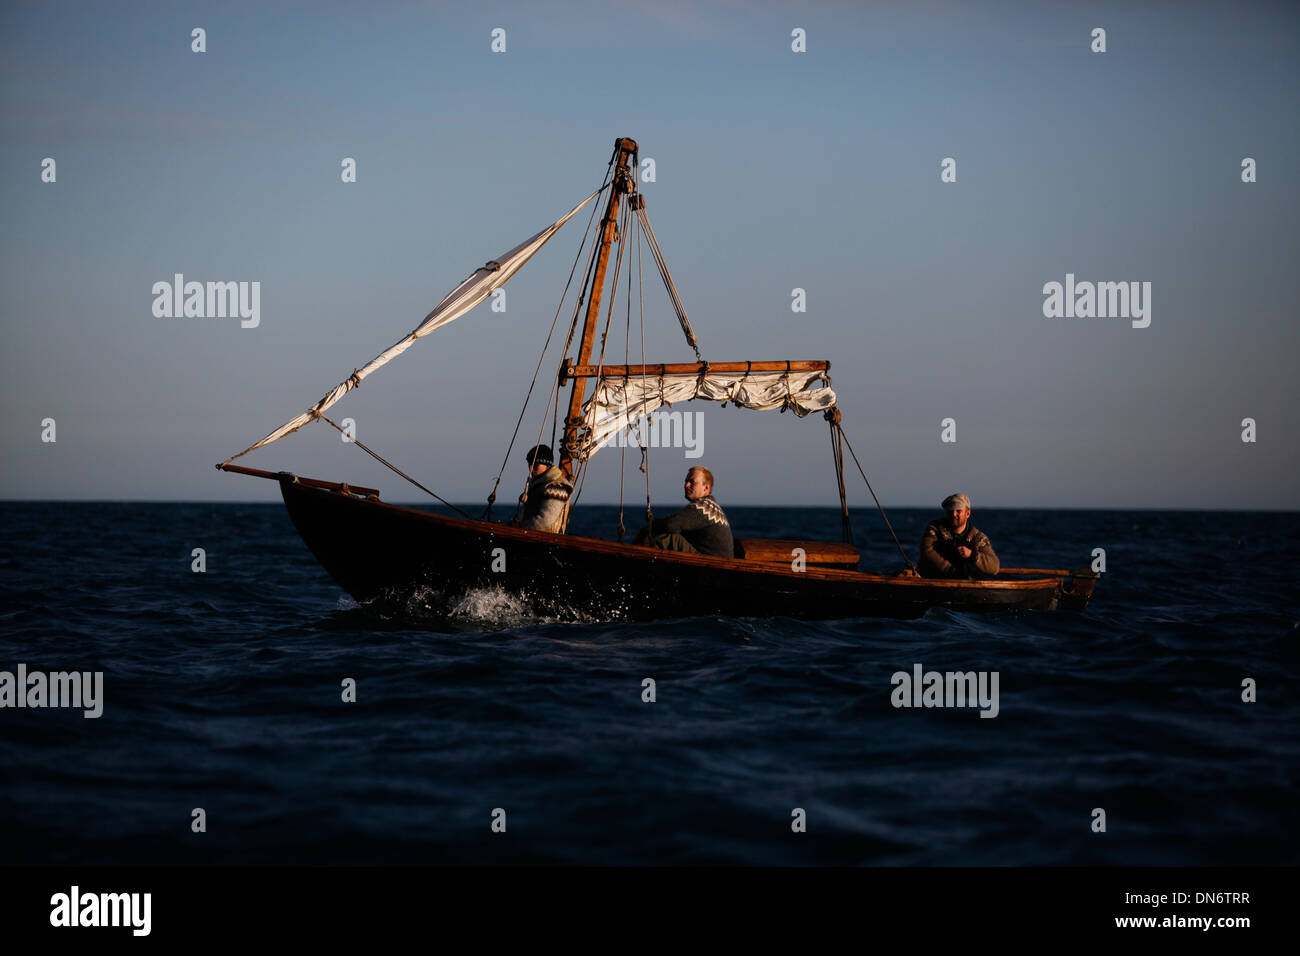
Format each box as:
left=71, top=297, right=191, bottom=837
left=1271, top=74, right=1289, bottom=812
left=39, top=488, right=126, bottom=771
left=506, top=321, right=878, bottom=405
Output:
left=281, top=475, right=1072, bottom=595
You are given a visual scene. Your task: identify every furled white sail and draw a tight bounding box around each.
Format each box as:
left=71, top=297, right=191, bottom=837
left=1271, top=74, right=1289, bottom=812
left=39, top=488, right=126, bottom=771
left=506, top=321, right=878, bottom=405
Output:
left=222, top=186, right=604, bottom=463
left=577, top=369, right=836, bottom=460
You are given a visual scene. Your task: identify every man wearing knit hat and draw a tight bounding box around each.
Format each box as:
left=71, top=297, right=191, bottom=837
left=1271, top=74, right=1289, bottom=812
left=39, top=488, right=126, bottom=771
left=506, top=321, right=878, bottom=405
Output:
left=513, top=444, right=573, bottom=533
left=918, top=493, right=999, bottom=579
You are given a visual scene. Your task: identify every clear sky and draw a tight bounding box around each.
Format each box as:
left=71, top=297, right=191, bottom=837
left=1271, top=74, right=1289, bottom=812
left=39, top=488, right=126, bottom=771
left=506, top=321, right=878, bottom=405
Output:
left=2, top=0, right=1296, bottom=508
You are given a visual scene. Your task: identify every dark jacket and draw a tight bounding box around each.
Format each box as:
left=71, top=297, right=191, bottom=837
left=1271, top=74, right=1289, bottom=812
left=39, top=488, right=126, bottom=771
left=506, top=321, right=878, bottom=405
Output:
left=919, top=519, right=999, bottom=579
left=650, top=495, right=734, bottom=558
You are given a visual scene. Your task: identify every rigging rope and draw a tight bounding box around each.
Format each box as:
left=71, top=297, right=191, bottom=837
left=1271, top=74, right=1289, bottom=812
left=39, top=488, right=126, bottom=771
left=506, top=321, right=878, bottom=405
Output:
left=616, top=207, right=635, bottom=543
left=544, top=249, right=597, bottom=470
left=493, top=164, right=613, bottom=524
left=636, top=199, right=652, bottom=531
left=635, top=205, right=701, bottom=360
left=318, top=413, right=474, bottom=519
left=568, top=198, right=633, bottom=515
left=826, top=409, right=853, bottom=544
left=834, top=422, right=916, bottom=571
left=481, top=177, right=611, bottom=519
left=521, top=181, right=612, bottom=518
left=549, top=377, right=560, bottom=455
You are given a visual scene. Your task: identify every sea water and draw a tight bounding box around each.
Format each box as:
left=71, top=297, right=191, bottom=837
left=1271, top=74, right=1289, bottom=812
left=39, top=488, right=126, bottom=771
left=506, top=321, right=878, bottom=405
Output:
left=0, top=503, right=1296, bottom=865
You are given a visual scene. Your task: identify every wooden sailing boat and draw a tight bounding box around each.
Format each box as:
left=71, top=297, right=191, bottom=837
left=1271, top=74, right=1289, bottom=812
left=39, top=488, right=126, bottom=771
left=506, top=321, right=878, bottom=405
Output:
left=218, top=138, right=1097, bottom=620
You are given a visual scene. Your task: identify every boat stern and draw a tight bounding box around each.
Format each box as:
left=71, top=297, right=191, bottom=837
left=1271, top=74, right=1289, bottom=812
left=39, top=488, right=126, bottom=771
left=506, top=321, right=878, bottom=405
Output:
left=1059, top=567, right=1100, bottom=611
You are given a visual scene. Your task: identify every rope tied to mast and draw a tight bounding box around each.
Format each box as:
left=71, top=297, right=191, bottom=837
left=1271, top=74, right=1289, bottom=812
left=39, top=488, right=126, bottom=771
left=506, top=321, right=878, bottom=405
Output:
left=831, top=418, right=916, bottom=572
left=567, top=197, right=634, bottom=516
left=480, top=175, right=612, bottom=520
left=616, top=204, right=637, bottom=544
left=824, top=408, right=853, bottom=545
left=635, top=205, right=701, bottom=360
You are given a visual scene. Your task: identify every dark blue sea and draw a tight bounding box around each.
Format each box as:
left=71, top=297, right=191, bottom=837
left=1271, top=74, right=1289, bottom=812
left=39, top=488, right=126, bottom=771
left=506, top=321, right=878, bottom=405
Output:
left=1, top=503, right=1297, bottom=866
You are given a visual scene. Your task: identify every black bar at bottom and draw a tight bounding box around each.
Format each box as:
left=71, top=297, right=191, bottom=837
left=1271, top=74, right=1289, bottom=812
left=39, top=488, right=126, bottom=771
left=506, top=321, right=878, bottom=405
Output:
left=0, top=866, right=1284, bottom=943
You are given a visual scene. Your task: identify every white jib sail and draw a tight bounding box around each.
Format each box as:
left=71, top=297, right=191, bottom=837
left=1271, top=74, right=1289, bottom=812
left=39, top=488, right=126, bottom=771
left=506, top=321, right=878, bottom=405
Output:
left=577, top=369, right=837, bottom=461
left=224, top=186, right=604, bottom=463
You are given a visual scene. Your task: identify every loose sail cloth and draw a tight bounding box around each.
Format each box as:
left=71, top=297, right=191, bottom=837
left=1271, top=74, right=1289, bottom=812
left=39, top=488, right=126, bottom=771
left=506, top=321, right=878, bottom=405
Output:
left=221, top=186, right=605, bottom=464
left=576, top=368, right=837, bottom=461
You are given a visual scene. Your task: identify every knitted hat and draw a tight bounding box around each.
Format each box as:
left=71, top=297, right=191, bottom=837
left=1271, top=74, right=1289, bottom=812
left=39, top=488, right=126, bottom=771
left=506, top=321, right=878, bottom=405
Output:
left=525, top=444, right=554, bottom=468
left=941, top=493, right=971, bottom=511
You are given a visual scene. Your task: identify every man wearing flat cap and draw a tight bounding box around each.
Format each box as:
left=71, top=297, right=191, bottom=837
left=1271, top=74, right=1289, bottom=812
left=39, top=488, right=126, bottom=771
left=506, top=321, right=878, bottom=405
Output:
left=513, top=444, right=573, bottom=533
left=918, top=493, right=999, bottom=579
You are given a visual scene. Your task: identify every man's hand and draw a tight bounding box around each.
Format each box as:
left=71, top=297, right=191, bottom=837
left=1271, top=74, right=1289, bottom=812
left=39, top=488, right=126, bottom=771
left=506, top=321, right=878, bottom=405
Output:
left=956, top=545, right=973, bottom=559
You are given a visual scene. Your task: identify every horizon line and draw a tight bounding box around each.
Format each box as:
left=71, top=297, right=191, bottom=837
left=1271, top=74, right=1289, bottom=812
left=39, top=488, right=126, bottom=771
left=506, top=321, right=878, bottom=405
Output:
left=2, top=499, right=1297, bottom=514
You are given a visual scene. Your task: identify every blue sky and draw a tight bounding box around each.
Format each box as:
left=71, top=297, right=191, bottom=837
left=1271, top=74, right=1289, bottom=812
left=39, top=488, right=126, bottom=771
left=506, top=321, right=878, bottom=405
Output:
left=2, top=0, right=1296, bottom=507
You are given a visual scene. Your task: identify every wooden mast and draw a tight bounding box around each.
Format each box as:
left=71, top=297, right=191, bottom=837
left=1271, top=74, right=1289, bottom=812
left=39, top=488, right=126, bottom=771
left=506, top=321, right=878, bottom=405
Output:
left=558, top=136, right=638, bottom=482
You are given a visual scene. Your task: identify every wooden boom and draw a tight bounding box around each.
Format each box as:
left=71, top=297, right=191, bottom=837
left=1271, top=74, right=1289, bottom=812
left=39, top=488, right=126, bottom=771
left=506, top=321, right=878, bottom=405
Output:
left=560, top=359, right=830, bottom=383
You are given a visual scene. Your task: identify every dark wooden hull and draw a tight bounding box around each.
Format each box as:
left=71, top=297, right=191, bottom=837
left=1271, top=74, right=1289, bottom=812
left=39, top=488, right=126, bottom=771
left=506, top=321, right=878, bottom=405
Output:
left=275, top=475, right=1095, bottom=622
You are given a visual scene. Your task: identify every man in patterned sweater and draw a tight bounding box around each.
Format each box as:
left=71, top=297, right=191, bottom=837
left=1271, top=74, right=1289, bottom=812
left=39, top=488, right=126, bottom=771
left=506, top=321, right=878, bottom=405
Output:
left=514, top=444, right=573, bottom=533
left=635, top=466, right=734, bottom=558
left=918, top=493, right=999, bottom=579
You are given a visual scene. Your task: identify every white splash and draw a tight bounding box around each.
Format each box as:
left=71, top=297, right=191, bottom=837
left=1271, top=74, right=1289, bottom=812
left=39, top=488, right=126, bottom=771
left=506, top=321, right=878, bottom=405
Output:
left=448, top=584, right=539, bottom=626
